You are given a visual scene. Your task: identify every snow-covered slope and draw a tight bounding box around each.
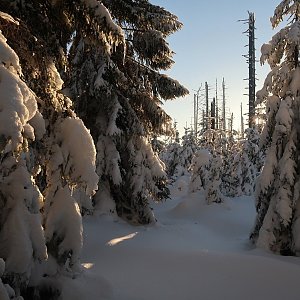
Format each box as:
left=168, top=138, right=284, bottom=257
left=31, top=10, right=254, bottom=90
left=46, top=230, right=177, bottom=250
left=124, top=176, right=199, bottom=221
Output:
left=61, top=177, right=300, bottom=300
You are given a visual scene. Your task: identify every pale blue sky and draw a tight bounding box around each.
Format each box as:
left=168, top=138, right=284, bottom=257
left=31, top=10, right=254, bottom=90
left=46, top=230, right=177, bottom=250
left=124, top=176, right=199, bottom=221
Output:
left=152, top=0, right=281, bottom=135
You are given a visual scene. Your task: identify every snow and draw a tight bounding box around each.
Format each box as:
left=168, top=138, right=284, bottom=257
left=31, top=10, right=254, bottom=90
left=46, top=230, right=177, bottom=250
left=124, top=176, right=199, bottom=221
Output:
left=256, top=200, right=277, bottom=251
left=0, top=259, right=4, bottom=277
left=96, top=135, right=122, bottom=186
left=192, top=149, right=211, bottom=167
left=61, top=177, right=300, bottom=300
left=94, top=63, right=107, bottom=88
left=276, top=96, right=292, bottom=131
left=0, top=30, right=20, bottom=72
left=290, top=67, right=300, bottom=95
left=292, top=215, right=300, bottom=255
left=129, top=137, right=167, bottom=202
left=0, top=12, right=19, bottom=26
left=57, top=117, right=99, bottom=195
left=0, top=283, right=9, bottom=300
left=259, top=145, right=277, bottom=191
left=45, top=186, right=83, bottom=269
left=276, top=186, right=293, bottom=226
left=106, top=97, right=122, bottom=136
left=0, top=201, right=34, bottom=274
left=189, top=150, right=209, bottom=193
left=0, top=30, right=44, bottom=151
left=93, top=186, right=116, bottom=217
left=0, top=160, right=47, bottom=274
left=48, top=60, right=64, bottom=91
left=28, top=110, right=46, bottom=140
left=82, top=0, right=123, bottom=37
left=287, top=21, right=300, bottom=45
left=0, top=63, right=36, bottom=149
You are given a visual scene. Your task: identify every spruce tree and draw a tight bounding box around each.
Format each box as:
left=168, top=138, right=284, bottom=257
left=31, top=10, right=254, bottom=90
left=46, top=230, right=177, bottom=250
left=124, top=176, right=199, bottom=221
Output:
left=67, top=0, right=188, bottom=224
left=250, top=0, right=300, bottom=255
left=238, top=128, right=262, bottom=196
left=221, top=151, right=243, bottom=197
left=161, top=128, right=198, bottom=181
left=189, top=149, right=211, bottom=193
left=189, top=150, right=224, bottom=204
left=0, top=0, right=187, bottom=296
left=0, top=2, right=99, bottom=297
left=180, top=128, right=198, bottom=172
left=206, top=155, right=224, bottom=204
left=219, top=133, right=241, bottom=197
left=160, top=141, right=183, bottom=180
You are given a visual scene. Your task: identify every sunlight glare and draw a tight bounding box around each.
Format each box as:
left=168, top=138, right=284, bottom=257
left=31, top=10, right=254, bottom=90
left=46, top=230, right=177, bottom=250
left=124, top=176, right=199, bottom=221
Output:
left=107, top=232, right=139, bottom=246
left=82, top=263, right=94, bottom=269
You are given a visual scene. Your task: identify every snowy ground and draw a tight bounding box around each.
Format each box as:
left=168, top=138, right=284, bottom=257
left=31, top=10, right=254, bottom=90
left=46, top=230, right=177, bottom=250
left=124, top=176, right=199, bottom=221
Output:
left=62, top=177, right=300, bottom=300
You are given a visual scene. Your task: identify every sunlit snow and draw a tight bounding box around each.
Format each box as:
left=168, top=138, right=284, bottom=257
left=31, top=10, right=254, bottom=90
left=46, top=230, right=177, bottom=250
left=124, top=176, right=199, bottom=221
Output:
left=106, top=232, right=139, bottom=247
left=61, top=177, right=300, bottom=300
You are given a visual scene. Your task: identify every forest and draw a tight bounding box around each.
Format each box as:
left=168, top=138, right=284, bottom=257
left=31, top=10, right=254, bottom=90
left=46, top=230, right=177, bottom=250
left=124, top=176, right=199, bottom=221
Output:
left=0, top=0, right=300, bottom=299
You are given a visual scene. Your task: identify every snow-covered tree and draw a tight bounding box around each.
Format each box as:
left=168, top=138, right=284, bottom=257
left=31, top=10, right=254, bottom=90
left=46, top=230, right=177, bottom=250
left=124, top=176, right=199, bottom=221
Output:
left=180, top=128, right=198, bottom=171
left=198, top=129, right=224, bottom=155
left=218, top=133, right=241, bottom=197
left=206, top=155, right=224, bottom=204
left=0, top=258, right=20, bottom=300
left=160, top=141, right=183, bottom=179
left=160, top=128, right=198, bottom=181
left=221, top=151, right=243, bottom=197
left=239, top=150, right=256, bottom=196
left=0, top=4, right=98, bottom=298
left=245, top=127, right=264, bottom=173
left=189, top=149, right=211, bottom=193
left=238, top=127, right=262, bottom=196
left=67, top=0, right=188, bottom=224
left=0, top=0, right=187, bottom=296
left=151, top=135, right=165, bottom=155
left=189, top=149, right=223, bottom=204
left=220, top=129, right=259, bottom=198
left=250, top=0, right=300, bottom=255
left=0, top=21, right=47, bottom=296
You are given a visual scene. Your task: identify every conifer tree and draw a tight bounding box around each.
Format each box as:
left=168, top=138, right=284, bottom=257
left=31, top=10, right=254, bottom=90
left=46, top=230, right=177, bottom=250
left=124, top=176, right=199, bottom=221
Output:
left=219, top=133, right=241, bottom=197
left=189, top=149, right=211, bottom=193
left=67, top=0, right=188, bottom=224
left=245, top=127, right=264, bottom=173
left=189, top=150, right=223, bottom=204
left=0, top=2, right=99, bottom=297
left=221, top=151, right=243, bottom=197
left=179, top=128, right=198, bottom=172
left=160, top=128, right=198, bottom=181
left=151, top=135, right=165, bottom=155
left=238, top=128, right=262, bottom=196
left=250, top=0, right=300, bottom=255
left=160, top=141, right=183, bottom=180
left=206, top=155, right=224, bottom=204
left=0, top=0, right=187, bottom=296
